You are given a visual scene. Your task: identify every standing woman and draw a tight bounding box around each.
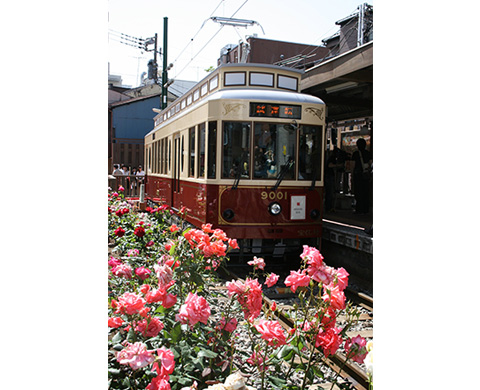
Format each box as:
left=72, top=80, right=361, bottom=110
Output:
left=352, top=138, right=372, bottom=214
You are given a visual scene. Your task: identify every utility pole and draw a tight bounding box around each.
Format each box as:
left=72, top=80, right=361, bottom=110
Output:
left=357, top=3, right=365, bottom=47
left=161, top=17, right=168, bottom=110
left=153, top=33, right=158, bottom=83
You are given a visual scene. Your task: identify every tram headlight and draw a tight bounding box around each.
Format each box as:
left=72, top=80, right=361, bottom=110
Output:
left=268, top=202, right=282, bottom=216
left=223, top=209, right=235, bottom=221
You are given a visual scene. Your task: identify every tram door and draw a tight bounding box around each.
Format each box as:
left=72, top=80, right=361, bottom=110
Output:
left=172, top=134, right=181, bottom=209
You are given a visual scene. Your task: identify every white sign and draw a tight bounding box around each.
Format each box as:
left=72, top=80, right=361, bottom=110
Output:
left=290, top=195, right=306, bottom=220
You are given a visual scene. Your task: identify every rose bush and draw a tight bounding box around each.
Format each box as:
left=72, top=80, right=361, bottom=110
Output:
left=108, top=187, right=372, bottom=389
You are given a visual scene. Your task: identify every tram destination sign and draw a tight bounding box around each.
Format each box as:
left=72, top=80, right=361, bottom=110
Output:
left=250, top=102, right=301, bottom=119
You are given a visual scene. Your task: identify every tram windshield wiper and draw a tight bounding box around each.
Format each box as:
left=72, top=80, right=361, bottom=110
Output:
left=271, top=158, right=294, bottom=191
left=232, top=165, right=242, bottom=190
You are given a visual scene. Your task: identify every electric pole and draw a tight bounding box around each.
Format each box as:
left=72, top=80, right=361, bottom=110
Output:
left=161, top=17, right=168, bottom=110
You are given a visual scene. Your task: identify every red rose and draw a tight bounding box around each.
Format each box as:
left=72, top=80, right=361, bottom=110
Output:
left=134, top=226, right=145, bottom=238
left=114, top=227, right=125, bottom=237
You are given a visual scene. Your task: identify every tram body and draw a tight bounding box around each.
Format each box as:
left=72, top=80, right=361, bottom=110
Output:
left=144, top=64, right=326, bottom=253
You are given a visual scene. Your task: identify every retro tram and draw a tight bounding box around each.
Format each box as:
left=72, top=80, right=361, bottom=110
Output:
left=144, top=63, right=326, bottom=256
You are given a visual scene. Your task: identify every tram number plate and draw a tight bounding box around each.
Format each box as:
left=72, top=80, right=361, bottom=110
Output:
left=260, top=191, right=287, bottom=201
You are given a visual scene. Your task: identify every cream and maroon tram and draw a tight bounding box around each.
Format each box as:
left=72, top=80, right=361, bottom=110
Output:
left=144, top=63, right=326, bottom=254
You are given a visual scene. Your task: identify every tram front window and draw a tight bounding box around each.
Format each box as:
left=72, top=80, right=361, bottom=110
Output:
left=254, top=123, right=296, bottom=179
left=298, top=125, right=322, bottom=180
left=222, top=122, right=251, bottom=179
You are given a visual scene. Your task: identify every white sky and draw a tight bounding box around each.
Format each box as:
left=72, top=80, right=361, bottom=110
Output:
left=108, top=0, right=372, bottom=87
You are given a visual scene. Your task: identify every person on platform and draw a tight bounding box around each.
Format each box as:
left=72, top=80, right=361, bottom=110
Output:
left=351, top=138, right=372, bottom=214
left=112, top=164, right=122, bottom=176
left=325, top=146, right=347, bottom=212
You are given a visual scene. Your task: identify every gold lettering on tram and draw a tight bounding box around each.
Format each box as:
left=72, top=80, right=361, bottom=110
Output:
left=261, top=191, right=288, bottom=201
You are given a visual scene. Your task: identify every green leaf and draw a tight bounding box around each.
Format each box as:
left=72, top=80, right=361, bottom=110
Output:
left=268, top=376, right=287, bottom=386
left=170, top=323, right=182, bottom=343
left=198, top=349, right=218, bottom=359
left=111, top=331, right=123, bottom=344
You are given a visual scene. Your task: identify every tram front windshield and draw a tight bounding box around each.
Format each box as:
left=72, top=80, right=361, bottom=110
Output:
left=222, top=121, right=321, bottom=181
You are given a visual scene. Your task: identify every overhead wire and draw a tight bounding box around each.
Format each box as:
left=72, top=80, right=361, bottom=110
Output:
left=174, top=0, right=250, bottom=80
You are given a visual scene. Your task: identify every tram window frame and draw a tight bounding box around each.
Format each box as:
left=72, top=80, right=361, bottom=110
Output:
left=249, top=72, right=274, bottom=87
left=198, top=123, right=206, bottom=178
left=298, top=125, right=322, bottom=181
left=201, top=82, right=208, bottom=97
left=277, top=74, right=298, bottom=91
left=222, top=121, right=251, bottom=180
left=207, top=121, right=217, bottom=179
left=161, top=139, right=165, bottom=174
left=224, top=71, right=246, bottom=86
left=189, top=126, right=196, bottom=177
left=253, top=122, right=297, bottom=180
left=168, top=139, right=171, bottom=172
left=209, top=74, right=219, bottom=91
left=181, top=135, right=185, bottom=173
left=193, top=89, right=200, bottom=102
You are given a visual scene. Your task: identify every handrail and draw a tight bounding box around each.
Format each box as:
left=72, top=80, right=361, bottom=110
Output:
left=109, top=174, right=145, bottom=197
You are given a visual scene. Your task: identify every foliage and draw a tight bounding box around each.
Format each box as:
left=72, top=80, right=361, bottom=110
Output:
left=107, top=187, right=372, bottom=390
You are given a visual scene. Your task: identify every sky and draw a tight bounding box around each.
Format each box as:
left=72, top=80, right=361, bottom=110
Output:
left=108, top=0, right=373, bottom=87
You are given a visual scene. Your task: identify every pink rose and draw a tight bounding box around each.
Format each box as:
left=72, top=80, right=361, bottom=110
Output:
left=108, top=316, right=124, bottom=328
left=255, top=320, right=287, bottom=348
left=219, top=317, right=238, bottom=333
left=322, top=284, right=346, bottom=310
left=265, top=273, right=279, bottom=288
left=135, top=266, right=152, bottom=281
left=154, top=347, right=175, bottom=377
left=108, top=257, right=122, bottom=268
left=116, top=342, right=155, bottom=370
left=135, top=316, right=164, bottom=338
left=315, top=327, right=342, bottom=357
left=284, top=270, right=311, bottom=292
left=154, top=264, right=173, bottom=289
left=344, top=335, right=368, bottom=363
left=334, top=267, right=349, bottom=291
left=176, top=292, right=211, bottom=326
left=113, top=263, right=133, bottom=279
left=162, top=293, right=177, bottom=309
left=117, top=292, right=146, bottom=315
left=248, top=256, right=265, bottom=270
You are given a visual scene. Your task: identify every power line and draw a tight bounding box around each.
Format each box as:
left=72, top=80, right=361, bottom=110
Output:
left=174, top=0, right=250, bottom=80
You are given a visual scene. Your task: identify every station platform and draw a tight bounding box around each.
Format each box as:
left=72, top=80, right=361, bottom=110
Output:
left=322, top=208, right=373, bottom=254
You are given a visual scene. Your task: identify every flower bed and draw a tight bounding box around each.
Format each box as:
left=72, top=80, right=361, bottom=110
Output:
left=108, top=187, right=373, bottom=390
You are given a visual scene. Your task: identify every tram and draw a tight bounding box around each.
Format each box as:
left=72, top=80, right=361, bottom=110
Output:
left=144, top=63, right=326, bottom=255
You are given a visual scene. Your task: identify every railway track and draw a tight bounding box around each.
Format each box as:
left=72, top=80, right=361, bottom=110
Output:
left=219, top=267, right=373, bottom=389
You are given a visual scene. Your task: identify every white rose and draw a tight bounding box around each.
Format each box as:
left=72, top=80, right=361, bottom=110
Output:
left=224, top=372, right=246, bottom=390
left=364, top=350, right=373, bottom=376
left=206, top=385, right=227, bottom=390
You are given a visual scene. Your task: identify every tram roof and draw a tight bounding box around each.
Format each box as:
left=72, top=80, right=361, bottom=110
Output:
left=210, top=88, right=324, bottom=105
left=146, top=88, right=324, bottom=137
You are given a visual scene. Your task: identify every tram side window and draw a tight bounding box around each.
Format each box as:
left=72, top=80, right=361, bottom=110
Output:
left=253, top=123, right=296, bottom=179
left=298, top=125, right=322, bottom=180
left=189, top=127, right=195, bottom=177
left=208, top=121, right=217, bottom=179
left=198, top=123, right=206, bottom=178
left=222, top=122, right=251, bottom=179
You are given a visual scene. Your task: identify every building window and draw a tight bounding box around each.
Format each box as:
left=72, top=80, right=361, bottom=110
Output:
left=222, top=121, right=251, bottom=179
